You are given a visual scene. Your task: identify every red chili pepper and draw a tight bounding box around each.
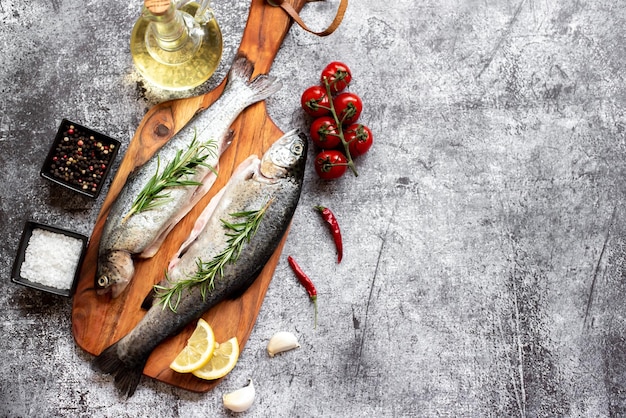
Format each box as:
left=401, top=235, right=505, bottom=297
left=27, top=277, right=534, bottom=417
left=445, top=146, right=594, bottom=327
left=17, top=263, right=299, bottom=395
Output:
left=288, top=255, right=318, bottom=328
left=315, top=205, right=343, bottom=263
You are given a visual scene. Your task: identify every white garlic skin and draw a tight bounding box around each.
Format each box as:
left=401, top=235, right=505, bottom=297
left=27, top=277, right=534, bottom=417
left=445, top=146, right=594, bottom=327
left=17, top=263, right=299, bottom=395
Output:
left=223, top=379, right=255, bottom=412
left=267, top=331, right=300, bottom=357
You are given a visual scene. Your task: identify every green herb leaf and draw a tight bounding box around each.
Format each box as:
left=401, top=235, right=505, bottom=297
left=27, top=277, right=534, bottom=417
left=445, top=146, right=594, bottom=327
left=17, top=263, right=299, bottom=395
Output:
left=155, top=198, right=273, bottom=312
left=122, top=132, right=217, bottom=223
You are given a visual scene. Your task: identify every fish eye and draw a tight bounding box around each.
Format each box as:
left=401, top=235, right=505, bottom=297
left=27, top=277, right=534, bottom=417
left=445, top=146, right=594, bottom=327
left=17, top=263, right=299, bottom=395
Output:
left=291, top=142, right=303, bottom=155
left=97, top=275, right=110, bottom=287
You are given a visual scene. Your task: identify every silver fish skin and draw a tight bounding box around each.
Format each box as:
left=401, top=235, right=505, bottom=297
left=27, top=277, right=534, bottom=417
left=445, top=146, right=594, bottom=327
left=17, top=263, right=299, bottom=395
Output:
left=96, top=55, right=282, bottom=298
left=92, top=130, right=307, bottom=397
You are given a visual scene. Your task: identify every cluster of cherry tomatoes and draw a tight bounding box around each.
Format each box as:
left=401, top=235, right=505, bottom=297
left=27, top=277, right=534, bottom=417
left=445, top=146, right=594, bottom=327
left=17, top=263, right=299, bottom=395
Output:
left=300, top=61, right=373, bottom=180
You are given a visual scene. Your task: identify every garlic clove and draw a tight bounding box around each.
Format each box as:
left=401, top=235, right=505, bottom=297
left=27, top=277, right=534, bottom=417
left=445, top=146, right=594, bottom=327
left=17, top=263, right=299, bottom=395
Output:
left=267, top=331, right=300, bottom=357
left=223, top=379, right=255, bottom=412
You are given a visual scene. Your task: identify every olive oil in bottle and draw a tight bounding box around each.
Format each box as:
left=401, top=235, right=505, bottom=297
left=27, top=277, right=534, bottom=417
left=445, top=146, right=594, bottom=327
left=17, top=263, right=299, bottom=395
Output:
left=130, top=0, right=222, bottom=91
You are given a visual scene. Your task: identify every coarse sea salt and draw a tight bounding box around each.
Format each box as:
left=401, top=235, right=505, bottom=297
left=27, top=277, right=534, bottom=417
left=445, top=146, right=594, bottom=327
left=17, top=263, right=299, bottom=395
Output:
left=20, top=228, right=83, bottom=290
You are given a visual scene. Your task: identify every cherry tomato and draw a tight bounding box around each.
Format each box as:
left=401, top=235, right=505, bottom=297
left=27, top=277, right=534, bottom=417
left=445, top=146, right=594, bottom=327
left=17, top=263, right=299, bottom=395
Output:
left=314, top=150, right=348, bottom=180
left=333, top=92, right=363, bottom=125
left=301, top=85, right=331, bottom=117
left=310, top=116, right=341, bottom=149
left=320, top=61, right=352, bottom=94
left=345, top=123, right=373, bottom=157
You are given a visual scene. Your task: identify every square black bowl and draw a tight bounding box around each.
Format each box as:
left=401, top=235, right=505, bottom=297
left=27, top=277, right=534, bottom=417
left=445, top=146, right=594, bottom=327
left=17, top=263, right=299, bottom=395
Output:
left=40, top=119, right=120, bottom=198
left=11, top=221, right=88, bottom=297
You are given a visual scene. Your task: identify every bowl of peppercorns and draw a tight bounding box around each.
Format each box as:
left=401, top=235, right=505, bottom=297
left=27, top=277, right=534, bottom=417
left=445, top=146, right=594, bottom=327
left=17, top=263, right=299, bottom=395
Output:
left=40, top=119, right=120, bottom=198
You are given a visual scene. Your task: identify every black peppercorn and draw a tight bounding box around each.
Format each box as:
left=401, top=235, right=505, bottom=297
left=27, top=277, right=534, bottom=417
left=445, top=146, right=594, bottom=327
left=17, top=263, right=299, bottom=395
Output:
left=43, top=120, right=119, bottom=197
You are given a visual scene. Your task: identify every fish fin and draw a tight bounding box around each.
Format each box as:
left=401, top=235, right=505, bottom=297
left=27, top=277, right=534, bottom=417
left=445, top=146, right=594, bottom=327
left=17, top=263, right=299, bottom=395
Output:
left=141, top=289, right=156, bottom=310
left=92, top=343, right=146, bottom=398
left=229, top=54, right=255, bottom=81
left=224, top=129, right=235, bottom=147
left=247, top=73, right=282, bottom=103
left=141, top=278, right=168, bottom=310
left=230, top=54, right=283, bottom=103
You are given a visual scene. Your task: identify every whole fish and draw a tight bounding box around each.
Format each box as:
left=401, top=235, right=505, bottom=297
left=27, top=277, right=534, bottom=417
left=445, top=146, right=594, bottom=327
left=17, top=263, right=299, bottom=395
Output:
left=96, top=55, right=282, bottom=298
left=92, top=130, right=307, bottom=397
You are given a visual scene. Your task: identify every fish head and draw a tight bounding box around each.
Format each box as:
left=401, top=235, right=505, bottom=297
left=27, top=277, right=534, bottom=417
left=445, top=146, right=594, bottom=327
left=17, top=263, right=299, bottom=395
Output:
left=95, top=250, right=135, bottom=298
left=260, top=130, right=307, bottom=180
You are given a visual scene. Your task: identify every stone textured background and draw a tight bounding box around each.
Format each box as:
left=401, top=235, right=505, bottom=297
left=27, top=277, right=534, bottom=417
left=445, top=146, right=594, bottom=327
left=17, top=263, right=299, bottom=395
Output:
left=1, top=0, right=626, bottom=416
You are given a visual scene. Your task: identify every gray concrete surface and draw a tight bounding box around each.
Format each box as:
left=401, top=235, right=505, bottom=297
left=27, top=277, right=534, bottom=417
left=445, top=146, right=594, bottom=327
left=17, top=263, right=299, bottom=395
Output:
left=1, top=0, right=626, bottom=416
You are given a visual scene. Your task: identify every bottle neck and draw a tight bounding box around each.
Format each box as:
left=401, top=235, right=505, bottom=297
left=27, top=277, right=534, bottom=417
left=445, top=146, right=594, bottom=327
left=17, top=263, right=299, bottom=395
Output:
left=143, top=2, right=203, bottom=65
left=144, top=3, right=190, bottom=52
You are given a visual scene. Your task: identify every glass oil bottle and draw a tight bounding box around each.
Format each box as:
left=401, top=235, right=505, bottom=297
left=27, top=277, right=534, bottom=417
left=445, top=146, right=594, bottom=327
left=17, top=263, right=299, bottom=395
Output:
left=130, top=0, right=223, bottom=91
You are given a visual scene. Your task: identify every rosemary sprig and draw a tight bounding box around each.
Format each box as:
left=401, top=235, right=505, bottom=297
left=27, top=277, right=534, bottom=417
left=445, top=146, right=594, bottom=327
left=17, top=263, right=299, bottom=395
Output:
left=155, top=198, right=273, bottom=312
left=122, top=134, right=217, bottom=223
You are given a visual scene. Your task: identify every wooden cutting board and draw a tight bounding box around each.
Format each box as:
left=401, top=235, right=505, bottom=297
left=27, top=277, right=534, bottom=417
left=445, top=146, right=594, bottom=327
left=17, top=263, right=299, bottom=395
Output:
left=72, top=0, right=308, bottom=393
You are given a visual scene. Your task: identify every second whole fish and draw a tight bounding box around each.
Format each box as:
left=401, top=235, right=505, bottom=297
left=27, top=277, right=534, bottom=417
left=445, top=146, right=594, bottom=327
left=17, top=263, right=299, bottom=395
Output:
left=96, top=55, right=282, bottom=298
left=92, top=130, right=307, bottom=397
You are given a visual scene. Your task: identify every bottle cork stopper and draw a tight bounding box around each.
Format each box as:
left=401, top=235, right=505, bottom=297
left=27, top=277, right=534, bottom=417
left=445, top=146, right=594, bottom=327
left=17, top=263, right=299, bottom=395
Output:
left=145, top=0, right=171, bottom=16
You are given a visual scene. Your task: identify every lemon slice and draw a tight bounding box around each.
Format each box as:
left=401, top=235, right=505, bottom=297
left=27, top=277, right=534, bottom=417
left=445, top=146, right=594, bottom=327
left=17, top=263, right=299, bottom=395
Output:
left=192, top=337, right=239, bottom=380
left=170, top=318, right=216, bottom=373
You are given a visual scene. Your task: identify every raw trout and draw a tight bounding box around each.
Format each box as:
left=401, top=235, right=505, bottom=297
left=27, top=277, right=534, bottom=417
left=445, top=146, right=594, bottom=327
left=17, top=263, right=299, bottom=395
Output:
left=96, top=55, right=282, bottom=298
left=92, top=130, right=307, bottom=397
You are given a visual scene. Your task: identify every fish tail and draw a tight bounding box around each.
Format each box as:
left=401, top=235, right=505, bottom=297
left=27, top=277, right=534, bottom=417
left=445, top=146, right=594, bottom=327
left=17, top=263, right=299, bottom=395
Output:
left=92, top=343, right=146, bottom=398
left=247, top=73, right=282, bottom=103
left=229, top=55, right=283, bottom=103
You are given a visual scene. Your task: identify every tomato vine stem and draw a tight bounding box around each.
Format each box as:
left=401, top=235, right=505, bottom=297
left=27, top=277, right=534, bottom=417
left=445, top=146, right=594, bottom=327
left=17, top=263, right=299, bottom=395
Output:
left=321, top=77, right=359, bottom=177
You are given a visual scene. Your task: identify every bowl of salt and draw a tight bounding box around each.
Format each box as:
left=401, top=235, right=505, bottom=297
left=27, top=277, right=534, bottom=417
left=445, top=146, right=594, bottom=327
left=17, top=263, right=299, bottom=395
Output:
left=11, top=221, right=88, bottom=297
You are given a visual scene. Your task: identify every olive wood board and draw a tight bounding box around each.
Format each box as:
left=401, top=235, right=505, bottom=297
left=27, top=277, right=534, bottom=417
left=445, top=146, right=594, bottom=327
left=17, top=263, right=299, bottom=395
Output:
left=71, top=0, right=309, bottom=393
